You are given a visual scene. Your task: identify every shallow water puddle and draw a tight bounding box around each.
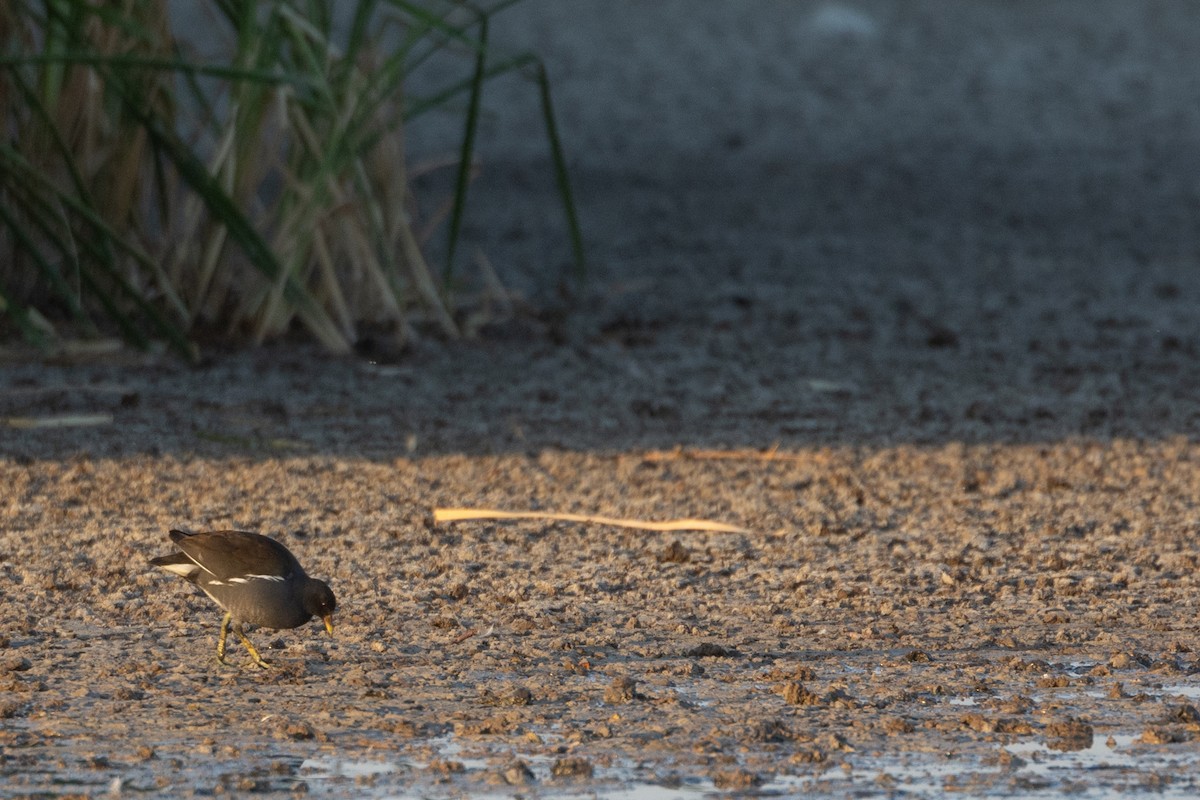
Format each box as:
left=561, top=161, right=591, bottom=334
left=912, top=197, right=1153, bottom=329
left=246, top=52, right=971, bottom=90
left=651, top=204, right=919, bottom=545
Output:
left=285, top=697, right=1200, bottom=800
left=1064, top=661, right=1098, bottom=677
left=297, top=735, right=830, bottom=798
left=1005, top=733, right=1200, bottom=798
left=789, top=737, right=1200, bottom=800
left=9, top=729, right=1200, bottom=800
left=1084, top=682, right=1200, bottom=702
left=301, top=755, right=407, bottom=779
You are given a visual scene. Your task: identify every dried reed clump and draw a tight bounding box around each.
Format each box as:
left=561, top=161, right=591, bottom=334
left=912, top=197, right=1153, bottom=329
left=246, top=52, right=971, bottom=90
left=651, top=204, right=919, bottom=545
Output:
left=0, top=1, right=581, bottom=359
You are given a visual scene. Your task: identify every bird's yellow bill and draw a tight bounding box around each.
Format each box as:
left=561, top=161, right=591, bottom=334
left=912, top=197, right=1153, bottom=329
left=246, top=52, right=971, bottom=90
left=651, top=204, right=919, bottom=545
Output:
left=323, top=615, right=334, bottom=635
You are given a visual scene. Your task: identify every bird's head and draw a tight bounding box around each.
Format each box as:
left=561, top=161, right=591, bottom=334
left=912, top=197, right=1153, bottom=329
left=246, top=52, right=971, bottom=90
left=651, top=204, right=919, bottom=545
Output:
left=303, top=579, right=337, bottom=635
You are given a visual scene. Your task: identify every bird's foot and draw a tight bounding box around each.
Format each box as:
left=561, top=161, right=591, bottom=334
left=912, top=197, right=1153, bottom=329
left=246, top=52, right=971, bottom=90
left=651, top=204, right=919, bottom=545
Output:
left=235, top=631, right=272, bottom=669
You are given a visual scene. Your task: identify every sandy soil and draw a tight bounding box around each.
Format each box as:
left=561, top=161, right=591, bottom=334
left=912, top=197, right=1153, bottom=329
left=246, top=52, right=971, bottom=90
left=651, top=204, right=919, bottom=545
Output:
left=4, top=1, right=1200, bottom=797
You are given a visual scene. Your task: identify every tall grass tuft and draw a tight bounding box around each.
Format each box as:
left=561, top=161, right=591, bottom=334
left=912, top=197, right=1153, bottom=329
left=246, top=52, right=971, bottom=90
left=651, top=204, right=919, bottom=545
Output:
left=0, top=0, right=582, bottom=359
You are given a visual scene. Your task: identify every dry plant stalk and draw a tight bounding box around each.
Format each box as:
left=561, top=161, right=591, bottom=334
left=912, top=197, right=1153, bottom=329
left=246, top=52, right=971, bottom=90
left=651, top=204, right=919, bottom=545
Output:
left=642, top=446, right=813, bottom=463
left=3, top=2, right=553, bottom=354
left=5, top=413, right=113, bottom=428
left=434, top=507, right=750, bottom=534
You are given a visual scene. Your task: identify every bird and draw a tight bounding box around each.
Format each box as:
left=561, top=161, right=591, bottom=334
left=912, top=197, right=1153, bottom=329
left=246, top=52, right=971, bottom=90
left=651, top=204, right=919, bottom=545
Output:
left=150, top=529, right=336, bottom=669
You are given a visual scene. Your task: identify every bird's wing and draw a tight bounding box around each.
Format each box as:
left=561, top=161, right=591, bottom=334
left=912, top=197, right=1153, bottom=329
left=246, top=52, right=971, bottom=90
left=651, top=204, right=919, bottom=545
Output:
left=172, top=530, right=302, bottom=581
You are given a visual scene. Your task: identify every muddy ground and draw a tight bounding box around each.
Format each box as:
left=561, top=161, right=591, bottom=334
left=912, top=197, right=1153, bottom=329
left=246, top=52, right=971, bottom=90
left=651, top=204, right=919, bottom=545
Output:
left=3, top=1, right=1200, bottom=797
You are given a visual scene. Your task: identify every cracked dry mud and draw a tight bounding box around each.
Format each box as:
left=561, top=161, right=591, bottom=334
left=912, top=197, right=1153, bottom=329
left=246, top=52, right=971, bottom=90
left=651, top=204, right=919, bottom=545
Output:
left=5, top=1, right=1200, bottom=797
left=2, top=437, right=1199, bottom=796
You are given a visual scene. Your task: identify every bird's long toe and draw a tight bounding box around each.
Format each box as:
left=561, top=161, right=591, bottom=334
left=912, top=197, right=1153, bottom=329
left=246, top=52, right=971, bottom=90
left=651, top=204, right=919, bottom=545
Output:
left=235, top=626, right=271, bottom=669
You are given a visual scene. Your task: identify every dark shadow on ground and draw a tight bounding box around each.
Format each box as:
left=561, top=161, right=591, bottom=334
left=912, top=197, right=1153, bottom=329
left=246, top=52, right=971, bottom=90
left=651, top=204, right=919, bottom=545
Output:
left=4, top=0, right=1200, bottom=460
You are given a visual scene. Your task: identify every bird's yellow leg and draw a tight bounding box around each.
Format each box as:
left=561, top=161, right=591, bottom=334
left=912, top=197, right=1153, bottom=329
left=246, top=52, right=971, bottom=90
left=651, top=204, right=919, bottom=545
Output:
left=216, top=612, right=232, bottom=665
left=234, top=624, right=271, bottom=669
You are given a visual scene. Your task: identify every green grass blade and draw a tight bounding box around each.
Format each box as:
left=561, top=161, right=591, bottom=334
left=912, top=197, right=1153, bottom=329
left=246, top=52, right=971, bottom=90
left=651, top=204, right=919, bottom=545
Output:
left=3, top=162, right=158, bottom=351
left=0, top=52, right=317, bottom=91
left=346, top=0, right=382, bottom=58
left=535, top=62, right=585, bottom=283
left=443, top=8, right=487, bottom=280
left=1, top=0, right=580, bottom=353
left=120, top=85, right=351, bottom=352
left=32, top=188, right=194, bottom=357
left=403, top=50, right=533, bottom=121
left=0, top=183, right=93, bottom=331
left=1, top=89, right=198, bottom=357
left=402, top=48, right=586, bottom=283
left=0, top=142, right=87, bottom=317
left=0, top=277, right=50, bottom=348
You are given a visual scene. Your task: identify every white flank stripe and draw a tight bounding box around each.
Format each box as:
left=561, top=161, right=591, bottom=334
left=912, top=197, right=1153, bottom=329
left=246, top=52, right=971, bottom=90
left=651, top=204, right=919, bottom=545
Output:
left=228, top=577, right=248, bottom=584
left=159, top=563, right=200, bottom=579
left=246, top=574, right=286, bottom=582
left=207, top=580, right=227, bottom=586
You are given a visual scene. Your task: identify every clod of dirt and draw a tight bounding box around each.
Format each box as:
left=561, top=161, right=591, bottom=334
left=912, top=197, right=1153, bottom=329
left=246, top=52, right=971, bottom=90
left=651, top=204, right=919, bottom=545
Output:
left=962, top=714, right=1032, bottom=735
left=274, top=721, right=317, bottom=741
left=1139, top=727, right=1188, bottom=745
left=734, top=718, right=796, bottom=743
left=428, top=759, right=465, bottom=775
left=1043, top=719, right=1093, bottom=752
left=479, top=684, right=533, bottom=707
left=711, top=768, right=762, bottom=789
left=782, top=682, right=821, bottom=706
left=990, top=749, right=1025, bottom=768
left=762, top=664, right=816, bottom=681
left=587, top=722, right=613, bottom=739
left=389, top=719, right=422, bottom=737
left=790, top=748, right=827, bottom=765
left=989, top=695, right=1035, bottom=714
left=604, top=677, right=639, bottom=704
left=1036, top=675, right=1072, bottom=688
left=1164, top=704, right=1200, bottom=725
left=226, top=776, right=269, bottom=793
left=657, top=540, right=690, bottom=563
left=550, top=757, right=593, bottom=779
left=685, top=643, right=737, bottom=658
left=1109, top=652, right=1152, bottom=669
left=503, top=760, right=535, bottom=785
left=805, top=732, right=855, bottom=754
left=925, top=324, right=959, bottom=348
left=455, top=715, right=520, bottom=736
left=960, top=714, right=998, bottom=734
left=780, top=682, right=858, bottom=708
left=0, top=656, right=31, bottom=673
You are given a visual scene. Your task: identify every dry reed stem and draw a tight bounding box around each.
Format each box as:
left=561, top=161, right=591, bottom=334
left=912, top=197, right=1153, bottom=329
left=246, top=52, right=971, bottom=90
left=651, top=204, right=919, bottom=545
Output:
left=5, top=413, right=113, bottom=428
left=398, top=215, right=458, bottom=336
left=434, top=508, right=750, bottom=534
left=641, top=445, right=817, bottom=464
left=2, top=1, right=565, bottom=353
